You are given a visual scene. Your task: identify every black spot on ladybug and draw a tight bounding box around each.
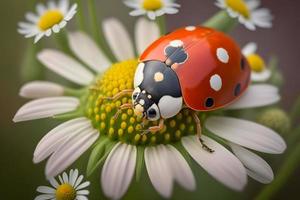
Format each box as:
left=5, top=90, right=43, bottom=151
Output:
left=241, top=57, right=246, bottom=70
left=164, top=46, right=188, bottom=65
left=205, top=97, right=214, bottom=108
left=234, top=83, right=241, bottom=96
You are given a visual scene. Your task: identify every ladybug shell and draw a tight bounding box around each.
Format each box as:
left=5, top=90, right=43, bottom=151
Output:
left=140, top=26, right=251, bottom=111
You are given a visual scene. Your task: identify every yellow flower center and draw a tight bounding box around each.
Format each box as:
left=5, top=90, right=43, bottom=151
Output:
left=247, top=53, right=266, bottom=73
left=38, top=10, right=63, bottom=31
left=142, top=0, right=163, bottom=11
left=55, top=184, right=76, bottom=200
left=86, top=60, right=196, bottom=145
left=225, top=0, right=250, bottom=19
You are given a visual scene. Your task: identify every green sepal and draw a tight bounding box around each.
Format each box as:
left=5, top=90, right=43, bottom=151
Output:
left=203, top=10, right=238, bottom=33
left=53, top=109, right=84, bottom=121
left=135, top=146, right=145, bottom=182
left=86, top=137, right=110, bottom=176
left=86, top=137, right=117, bottom=176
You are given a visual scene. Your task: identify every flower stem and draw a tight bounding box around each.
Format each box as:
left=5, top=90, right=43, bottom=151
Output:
left=156, top=16, right=167, bottom=35
left=255, top=142, right=300, bottom=200
left=55, top=30, right=72, bottom=55
left=203, top=10, right=238, bottom=33
left=87, top=0, right=116, bottom=62
left=75, top=0, right=87, bottom=31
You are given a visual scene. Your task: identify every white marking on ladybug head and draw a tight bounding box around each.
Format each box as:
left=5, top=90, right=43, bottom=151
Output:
left=185, top=26, right=196, bottom=31
left=146, top=103, right=160, bottom=121
left=154, top=72, right=164, bottom=82
left=134, top=104, right=144, bottom=117
left=142, top=90, right=146, bottom=94
left=139, top=99, right=145, bottom=105
left=170, top=40, right=184, bottom=47
left=148, top=94, right=152, bottom=99
left=134, top=62, right=145, bottom=88
left=216, top=48, right=229, bottom=63
left=158, top=95, right=183, bottom=119
left=210, top=74, right=222, bottom=91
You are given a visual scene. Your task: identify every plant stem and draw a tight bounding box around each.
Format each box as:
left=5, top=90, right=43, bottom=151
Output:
left=75, top=0, right=87, bottom=31
left=255, top=142, right=300, bottom=200
left=203, top=10, right=238, bottom=33
left=157, top=16, right=167, bottom=35
left=55, top=30, right=72, bottom=55
left=87, top=0, right=116, bottom=62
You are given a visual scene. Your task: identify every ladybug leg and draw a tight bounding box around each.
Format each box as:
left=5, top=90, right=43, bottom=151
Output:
left=113, top=103, right=133, bottom=120
left=192, top=111, right=214, bottom=153
left=140, top=118, right=164, bottom=135
left=89, top=87, right=133, bottom=101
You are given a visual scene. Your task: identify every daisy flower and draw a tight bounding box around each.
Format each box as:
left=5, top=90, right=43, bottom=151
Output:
left=242, top=42, right=271, bottom=82
left=35, top=169, right=89, bottom=200
left=124, top=0, right=180, bottom=20
left=215, top=0, right=273, bottom=30
left=14, top=19, right=285, bottom=199
left=18, top=0, right=77, bottom=43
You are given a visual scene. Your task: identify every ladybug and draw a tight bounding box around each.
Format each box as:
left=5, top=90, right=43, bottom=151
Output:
left=110, top=26, right=250, bottom=147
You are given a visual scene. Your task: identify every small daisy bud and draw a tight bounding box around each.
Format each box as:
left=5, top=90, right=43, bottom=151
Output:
left=257, top=108, right=291, bottom=135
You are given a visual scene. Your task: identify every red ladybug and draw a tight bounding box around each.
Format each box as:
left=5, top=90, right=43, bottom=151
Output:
left=113, top=26, right=250, bottom=144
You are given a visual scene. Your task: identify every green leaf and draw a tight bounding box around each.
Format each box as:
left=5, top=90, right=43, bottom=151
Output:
left=86, top=137, right=110, bottom=176
left=135, top=146, right=145, bottom=182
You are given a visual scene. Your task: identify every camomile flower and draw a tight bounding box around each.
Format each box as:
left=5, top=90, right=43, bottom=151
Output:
left=18, top=0, right=77, bottom=43
left=35, top=169, right=89, bottom=200
left=215, top=0, right=273, bottom=30
left=14, top=19, right=285, bottom=199
left=124, top=0, right=180, bottom=20
left=242, top=42, right=271, bottom=82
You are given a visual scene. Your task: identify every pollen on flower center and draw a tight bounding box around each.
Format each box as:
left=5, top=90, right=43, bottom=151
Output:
left=225, top=0, right=250, bottom=19
left=86, top=59, right=196, bottom=145
left=142, top=0, right=163, bottom=11
left=38, top=10, right=63, bottom=31
left=247, top=53, right=266, bottom=72
left=55, top=184, right=76, bottom=200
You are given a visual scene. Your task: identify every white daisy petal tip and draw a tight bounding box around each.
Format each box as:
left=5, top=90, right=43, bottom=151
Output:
left=182, top=135, right=247, bottom=191
left=13, top=97, right=80, bottom=123
left=230, top=143, right=274, bottom=184
left=205, top=116, right=287, bottom=154
left=19, top=81, right=64, bottom=99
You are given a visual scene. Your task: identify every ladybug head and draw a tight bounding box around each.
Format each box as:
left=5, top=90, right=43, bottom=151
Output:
left=132, top=87, right=160, bottom=121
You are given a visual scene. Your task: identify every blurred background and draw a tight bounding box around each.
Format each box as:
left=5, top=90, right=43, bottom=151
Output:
left=1, top=0, right=299, bottom=199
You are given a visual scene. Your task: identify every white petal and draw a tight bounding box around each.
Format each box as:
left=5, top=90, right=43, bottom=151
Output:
left=70, top=169, right=79, bottom=187
left=36, top=186, right=55, bottom=194
left=129, top=9, right=146, bottom=16
left=46, top=128, right=99, bottom=177
left=101, top=143, right=136, bottom=200
left=227, top=84, right=280, bottom=110
left=205, top=116, right=286, bottom=154
left=76, top=189, right=89, bottom=195
left=145, top=145, right=173, bottom=198
left=76, top=181, right=90, bottom=190
left=135, top=18, right=160, bottom=55
left=76, top=195, right=88, bottom=200
left=64, top=4, right=78, bottom=21
left=13, top=97, right=79, bottom=122
left=230, top=143, right=274, bottom=184
left=19, top=81, right=64, bottom=99
left=34, top=194, right=54, bottom=200
left=33, top=118, right=91, bottom=163
left=74, top=175, right=84, bottom=188
left=62, top=172, right=69, bottom=183
left=37, top=49, right=94, bottom=85
left=36, top=3, right=47, bottom=15
left=58, top=0, right=69, bottom=14
left=251, top=69, right=271, bottom=82
left=49, top=178, right=59, bottom=188
left=25, top=12, right=39, bottom=23
left=68, top=31, right=111, bottom=72
left=242, top=42, right=257, bottom=56
left=182, top=135, right=247, bottom=191
left=103, top=18, right=135, bottom=61
left=34, top=33, right=45, bottom=43
left=147, top=11, right=156, bottom=20
left=166, top=145, right=196, bottom=191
